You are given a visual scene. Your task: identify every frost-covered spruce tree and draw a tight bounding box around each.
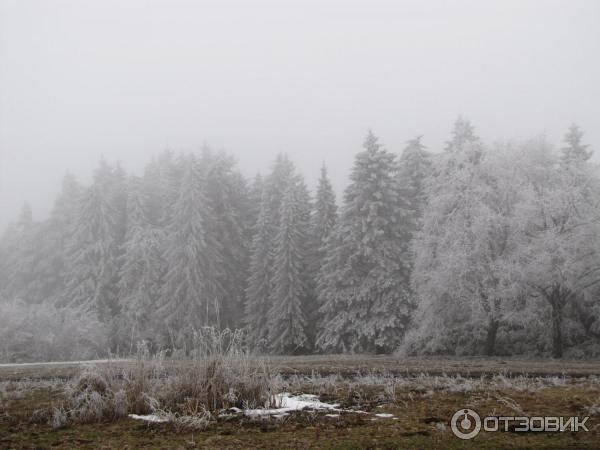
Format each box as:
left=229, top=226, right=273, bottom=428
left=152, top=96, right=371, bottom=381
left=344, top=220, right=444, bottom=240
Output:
left=64, top=172, right=120, bottom=321
left=201, top=150, right=250, bottom=329
left=143, top=150, right=181, bottom=227
left=268, top=180, right=309, bottom=354
left=310, top=163, right=337, bottom=266
left=445, top=115, right=480, bottom=153
left=316, top=131, right=412, bottom=353
left=295, top=177, right=313, bottom=344
left=29, top=173, right=83, bottom=304
left=0, top=175, right=82, bottom=306
left=305, top=164, right=337, bottom=345
left=561, top=123, right=592, bottom=163
left=244, top=154, right=298, bottom=349
left=397, top=136, right=431, bottom=230
left=264, top=153, right=296, bottom=238
left=248, top=173, right=264, bottom=228
left=244, top=191, right=273, bottom=350
left=117, top=176, right=165, bottom=349
left=157, top=154, right=222, bottom=345
left=0, top=203, right=37, bottom=302
left=111, top=163, right=128, bottom=248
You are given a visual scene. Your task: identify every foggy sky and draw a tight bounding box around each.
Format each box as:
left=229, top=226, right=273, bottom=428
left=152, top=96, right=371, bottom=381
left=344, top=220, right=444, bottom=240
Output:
left=1, top=0, right=599, bottom=232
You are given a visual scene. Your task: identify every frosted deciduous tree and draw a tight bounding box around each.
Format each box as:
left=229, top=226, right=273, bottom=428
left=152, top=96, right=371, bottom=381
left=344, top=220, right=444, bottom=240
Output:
left=409, top=127, right=600, bottom=358
left=516, top=133, right=600, bottom=358
left=407, top=120, right=523, bottom=356
left=317, top=131, right=412, bottom=353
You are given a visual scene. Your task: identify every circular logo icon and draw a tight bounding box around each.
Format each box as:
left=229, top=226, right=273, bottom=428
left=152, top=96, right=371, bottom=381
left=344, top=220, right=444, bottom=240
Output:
left=451, top=409, right=481, bottom=439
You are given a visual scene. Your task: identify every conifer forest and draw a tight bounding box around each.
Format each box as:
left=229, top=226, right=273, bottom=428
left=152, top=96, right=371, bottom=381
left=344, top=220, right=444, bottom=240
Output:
left=2, top=120, right=599, bottom=362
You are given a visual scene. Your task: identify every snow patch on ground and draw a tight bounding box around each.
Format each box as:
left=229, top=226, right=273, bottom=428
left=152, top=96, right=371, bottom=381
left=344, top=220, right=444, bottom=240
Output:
left=128, top=413, right=168, bottom=423
left=129, top=393, right=394, bottom=423
left=244, top=393, right=340, bottom=416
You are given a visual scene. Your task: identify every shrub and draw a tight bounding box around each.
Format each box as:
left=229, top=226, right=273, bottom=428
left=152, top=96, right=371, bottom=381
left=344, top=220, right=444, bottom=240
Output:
left=0, top=300, right=109, bottom=363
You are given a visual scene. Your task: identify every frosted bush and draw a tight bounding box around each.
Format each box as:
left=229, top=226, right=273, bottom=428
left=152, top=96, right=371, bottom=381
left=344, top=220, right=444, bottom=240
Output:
left=0, top=300, right=109, bottom=363
left=50, top=406, right=68, bottom=429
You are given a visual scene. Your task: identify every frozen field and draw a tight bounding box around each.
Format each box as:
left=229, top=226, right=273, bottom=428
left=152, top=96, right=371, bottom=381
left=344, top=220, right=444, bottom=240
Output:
left=2, top=354, right=600, bottom=380
left=1, top=355, right=600, bottom=449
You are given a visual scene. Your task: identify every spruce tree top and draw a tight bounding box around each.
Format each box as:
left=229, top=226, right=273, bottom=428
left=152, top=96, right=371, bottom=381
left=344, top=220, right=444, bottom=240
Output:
left=445, top=116, right=479, bottom=153
left=561, top=123, right=592, bottom=163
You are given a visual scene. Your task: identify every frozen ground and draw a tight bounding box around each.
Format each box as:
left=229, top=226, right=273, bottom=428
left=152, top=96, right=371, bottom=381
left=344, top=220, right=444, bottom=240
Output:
left=2, top=354, right=600, bottom=381
left=2, top=365, right=599, bottom=449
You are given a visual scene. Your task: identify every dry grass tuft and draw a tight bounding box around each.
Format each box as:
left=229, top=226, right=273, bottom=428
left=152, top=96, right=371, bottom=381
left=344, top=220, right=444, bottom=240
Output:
left=44, top=327, right=276, bottom=428
left=161, top=328, right=275, bottom=412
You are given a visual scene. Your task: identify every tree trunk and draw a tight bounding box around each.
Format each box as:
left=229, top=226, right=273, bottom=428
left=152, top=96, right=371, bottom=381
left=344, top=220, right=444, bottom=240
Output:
left=551, top=303, right=563, bottom=358
left=485, top=318, right=499, bottom=356
left=548, top=284, right=566, bottom=359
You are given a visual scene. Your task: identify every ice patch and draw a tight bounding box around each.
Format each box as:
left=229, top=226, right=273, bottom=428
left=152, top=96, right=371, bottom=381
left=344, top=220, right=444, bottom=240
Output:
left=374, top=413, right=395, bottom=418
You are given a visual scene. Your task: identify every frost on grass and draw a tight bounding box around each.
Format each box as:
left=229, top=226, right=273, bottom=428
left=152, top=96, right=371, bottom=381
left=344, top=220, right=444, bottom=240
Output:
left=25, top=341, right=600, bottom=432
left=41, top=330, right=276, bottom=429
